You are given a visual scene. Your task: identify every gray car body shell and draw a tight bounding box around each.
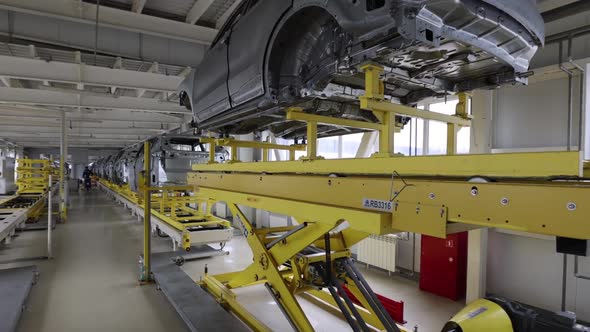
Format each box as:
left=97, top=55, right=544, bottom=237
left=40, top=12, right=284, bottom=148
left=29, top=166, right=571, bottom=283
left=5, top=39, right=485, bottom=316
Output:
left=179, top=0, right=544, bottom=135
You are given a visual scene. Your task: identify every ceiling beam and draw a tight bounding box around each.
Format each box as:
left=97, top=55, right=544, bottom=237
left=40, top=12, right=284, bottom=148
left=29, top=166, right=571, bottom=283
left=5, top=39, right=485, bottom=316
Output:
left=0, top=121, right=171, bottom=131
left=13, top=141, right=138, bottom=148
left=137, top=62, right=160, bottom=98
left=537, top=0, right=580, bottom=13
left=0, top=0, right=218, bottom=45
left=216, top=0, right=244, bottom=29
left=0, top=55, right=182, bottom=93
left=542, top=0, right=590, bottom=23
left=0, top=87, right=189, bottom=114
left=131, top=0, right=147, bottom=13
left=0, top=104, right=187, bottom=124
left=0, top=108, right=186, bottom=124
left=186, top=0, right=215, bottom=25
left=0, top=126, right=170, bottom=134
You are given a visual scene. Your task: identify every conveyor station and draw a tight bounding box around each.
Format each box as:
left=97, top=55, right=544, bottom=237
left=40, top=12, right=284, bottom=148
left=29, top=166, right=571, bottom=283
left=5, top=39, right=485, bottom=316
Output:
left=168, top=66, right=590, bottom=332
left=1, top=0, right=590, bottom=331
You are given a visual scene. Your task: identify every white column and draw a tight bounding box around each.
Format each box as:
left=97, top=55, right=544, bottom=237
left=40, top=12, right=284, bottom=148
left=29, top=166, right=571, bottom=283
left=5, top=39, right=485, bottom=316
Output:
left=584, top=63, right=589, bottom=160
left=465, top=90, right=493, bottom=303
left=355, top=132, right=378, bottom=158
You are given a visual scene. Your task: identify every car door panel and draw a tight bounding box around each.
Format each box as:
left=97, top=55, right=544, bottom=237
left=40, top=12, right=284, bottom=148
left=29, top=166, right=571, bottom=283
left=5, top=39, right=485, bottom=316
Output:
left=193, top=32, right=231, bottom=123
left=228, top=0, right=292, bottom=107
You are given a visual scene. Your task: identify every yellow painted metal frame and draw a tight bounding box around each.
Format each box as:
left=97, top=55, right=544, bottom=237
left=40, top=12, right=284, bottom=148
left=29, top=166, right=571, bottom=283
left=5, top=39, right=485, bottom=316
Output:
left=196, top=189, right=405, bottom=332
left=16, top=159, right=54, bottom=195
left=185, top=63, right=590, bottom=332
left=100, top=179, right=231, bottom=251
left=192, top=151, right=581, bottom=177
left=192, top=173, right=590, bottom=240
left=0, top=193, right=46, bottom=221
left=7, top=159, right=57, bottom=222
left=201, top=137, right=305, bottom=163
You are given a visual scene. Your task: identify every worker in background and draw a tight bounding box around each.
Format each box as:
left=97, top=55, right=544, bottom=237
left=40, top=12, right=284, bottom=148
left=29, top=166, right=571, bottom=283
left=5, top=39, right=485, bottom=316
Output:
left=82, top=166, right=93, bottom=191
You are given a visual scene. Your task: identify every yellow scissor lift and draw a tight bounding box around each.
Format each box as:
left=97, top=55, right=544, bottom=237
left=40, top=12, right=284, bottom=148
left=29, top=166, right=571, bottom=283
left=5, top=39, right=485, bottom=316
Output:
left=183, top=64, right=590, bottom=332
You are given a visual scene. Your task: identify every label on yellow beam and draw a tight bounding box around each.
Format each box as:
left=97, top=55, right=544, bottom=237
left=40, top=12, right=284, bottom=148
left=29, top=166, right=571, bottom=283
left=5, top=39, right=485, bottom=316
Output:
left=362, top=198, right=393, bottom=212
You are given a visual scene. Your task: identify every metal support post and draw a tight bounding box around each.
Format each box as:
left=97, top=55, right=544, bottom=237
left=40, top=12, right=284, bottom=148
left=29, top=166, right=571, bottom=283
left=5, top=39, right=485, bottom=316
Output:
left=378, top=111, right=396, bottom=157
left=142, top=141, right=152, bottom=282
left=306, top=120, right=318, bottom=160
left=447, top=123, right=458, bottom=155
left=59, top=111, right=67, bottom=222
left=48, top=174, right=52, bottom=259
left=447, top=93, right=471, bottom=155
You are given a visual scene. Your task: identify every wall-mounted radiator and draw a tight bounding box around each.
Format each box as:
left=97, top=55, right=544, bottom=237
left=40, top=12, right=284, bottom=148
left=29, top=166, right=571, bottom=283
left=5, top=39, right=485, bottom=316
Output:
left=357, top=235, right=397, bottom=273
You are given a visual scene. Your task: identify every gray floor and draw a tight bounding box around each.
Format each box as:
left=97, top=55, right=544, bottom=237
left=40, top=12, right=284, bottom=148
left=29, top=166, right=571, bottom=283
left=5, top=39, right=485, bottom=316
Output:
left=0, top=188, right=465, bottom=332
left=2, top=190, right=188, bottom=332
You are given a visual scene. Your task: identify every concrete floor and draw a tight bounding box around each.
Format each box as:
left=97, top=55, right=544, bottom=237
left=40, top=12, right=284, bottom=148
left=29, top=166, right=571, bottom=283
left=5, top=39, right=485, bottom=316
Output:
left=0, top=188, right=465, bottom=332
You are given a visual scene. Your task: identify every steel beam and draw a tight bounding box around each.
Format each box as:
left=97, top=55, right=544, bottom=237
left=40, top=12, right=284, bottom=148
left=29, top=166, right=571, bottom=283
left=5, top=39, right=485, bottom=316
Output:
left=0, top=133, right=157, bottom=140
left=186, top=0, right=215, bottom=25
left=0, top=123, right=173, bottom=132
left=0, top=0, right=218, bottom=44
left=0, top=55, right=183, bottom=92
left=0, top=87, right=189, bottom=114
left=131, top=0, right=147, bottom=13
left=0, top=111, right=186, bottom=124
left=192, top=151, right=582, bottom=178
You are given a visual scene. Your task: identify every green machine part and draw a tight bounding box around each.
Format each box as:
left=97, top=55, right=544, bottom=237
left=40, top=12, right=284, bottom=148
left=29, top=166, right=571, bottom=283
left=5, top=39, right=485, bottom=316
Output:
left=442, top=299, right=513, bottom=332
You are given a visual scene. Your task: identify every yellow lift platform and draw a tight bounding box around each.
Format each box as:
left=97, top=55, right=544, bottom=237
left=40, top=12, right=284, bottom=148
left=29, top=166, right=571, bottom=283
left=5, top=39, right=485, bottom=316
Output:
left=182, top=64, right=590, bottom=332
left=0, top=159, right=57, bottom=244
left=98, top=179, right=233, bottom=252
left=97, top=142, right=233, bottom=254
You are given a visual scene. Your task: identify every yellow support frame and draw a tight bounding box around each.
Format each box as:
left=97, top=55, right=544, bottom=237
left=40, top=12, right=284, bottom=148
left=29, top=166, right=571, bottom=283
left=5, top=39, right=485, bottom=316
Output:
left=201, top=137, right=305, bottom=163
left=185, top=62, right=589, bottom=332
left=196, top=188, right=404, bottom=332
left=99, top=179, right=230, bottom=251
left=191, top=174, right=590, bottom=240
left=192, top=151, right=581, bottom=177
left=16, top=159, right=54, bottom=195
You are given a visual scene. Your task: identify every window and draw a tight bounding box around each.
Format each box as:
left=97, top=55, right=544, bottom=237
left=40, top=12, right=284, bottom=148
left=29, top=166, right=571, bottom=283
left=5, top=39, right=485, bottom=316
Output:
left=342, top=133, right=364, bottom=158
left=171, top=144, right=192, bottom=151
left=426, top=99, right=471, bottom=155
left=395, top=118, right=425, bottom=156
left=367, top=0, right=385, bottom=11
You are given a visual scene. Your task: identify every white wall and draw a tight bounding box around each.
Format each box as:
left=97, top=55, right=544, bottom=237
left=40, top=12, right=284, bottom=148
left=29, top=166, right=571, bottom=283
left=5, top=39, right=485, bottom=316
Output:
left=487, top=230, right=590, bottom=319
left=484, top=48, right=590, bottom=320
left=493, top=75, right=583, bottom=149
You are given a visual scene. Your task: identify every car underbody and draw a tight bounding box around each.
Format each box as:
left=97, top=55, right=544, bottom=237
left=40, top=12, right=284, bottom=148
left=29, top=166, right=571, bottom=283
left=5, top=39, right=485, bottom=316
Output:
left=180, top=0, right=544, bottom=139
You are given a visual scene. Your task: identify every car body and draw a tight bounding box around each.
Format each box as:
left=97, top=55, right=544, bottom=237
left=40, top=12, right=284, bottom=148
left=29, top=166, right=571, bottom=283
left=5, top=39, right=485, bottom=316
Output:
left=93, top=135, right=227, bottom=192
left=178, top=0, right=544, bottom=138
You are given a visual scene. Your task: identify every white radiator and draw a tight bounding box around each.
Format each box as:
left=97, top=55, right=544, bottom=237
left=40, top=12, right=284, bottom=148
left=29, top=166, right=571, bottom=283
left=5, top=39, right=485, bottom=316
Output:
left=357, top=235, right=397, bottom=273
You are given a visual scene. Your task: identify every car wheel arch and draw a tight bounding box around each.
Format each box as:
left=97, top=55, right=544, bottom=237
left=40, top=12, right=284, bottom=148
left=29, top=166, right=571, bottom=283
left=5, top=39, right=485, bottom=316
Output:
left=263, top=4, right=345, bottom=103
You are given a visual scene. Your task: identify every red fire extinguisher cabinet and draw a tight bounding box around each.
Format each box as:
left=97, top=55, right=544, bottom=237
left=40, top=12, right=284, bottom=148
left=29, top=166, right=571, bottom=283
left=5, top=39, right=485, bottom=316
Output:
left=419, top=232, right=468, bottom=301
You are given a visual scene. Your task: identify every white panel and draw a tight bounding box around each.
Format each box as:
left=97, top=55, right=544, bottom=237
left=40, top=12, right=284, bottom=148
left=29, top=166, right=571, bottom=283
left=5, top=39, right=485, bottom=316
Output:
left=493, top=76, right=582, bottom=149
